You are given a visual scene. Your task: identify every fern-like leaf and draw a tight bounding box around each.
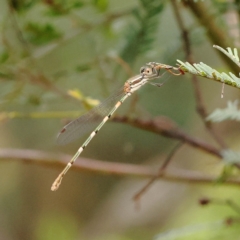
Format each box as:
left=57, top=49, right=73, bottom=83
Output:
left=177, top=45, right=240, bottom=89
left=213, top=45, right=240, bottom=68
left=177, top=60, right=240, bottom=88
left=221, top=149, right=240, bottom=164
left=206, top=100, right=240, bottom=122
left=120, top=0, right=164, bottom=63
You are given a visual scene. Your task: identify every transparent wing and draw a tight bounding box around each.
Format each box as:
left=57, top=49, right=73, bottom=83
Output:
left=57, top=87, right=125, bottom=145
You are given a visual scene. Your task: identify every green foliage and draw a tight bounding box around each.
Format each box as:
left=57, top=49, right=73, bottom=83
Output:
left=93, top=0, right=109, bottom=12
left=10, top=0, right=38, bottom=12
left=0, top=50, right=9, bottom=64
left=221, top=149, right=240, bottom=165
left=24, top=22, right=62, bottom=45
left=120, top=0, right=164, bottom=63
left=177, top=46, right=240, bottom=89
left=27, top=94, right=42, bottom=105
left=212, top=0, right=230, bottom=14
left=44, top=0, right=84, bottom=16
left=214, top=45, right=240, bottom=69
left=216, top=164, right=237, bottom=184
left=3, top=1, right=240, bottom=240
left=206, top=101, right=240, bottom=122
left=35, top=213, right=79, bottom=240
left=154, top=220, right=240, bottom=240
left=75, top=64, right=91, bottom=72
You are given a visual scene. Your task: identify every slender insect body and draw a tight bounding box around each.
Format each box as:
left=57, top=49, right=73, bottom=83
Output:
left=51, top=62, right=182, bottom=191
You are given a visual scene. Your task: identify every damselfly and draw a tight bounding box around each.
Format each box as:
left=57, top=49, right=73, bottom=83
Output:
left=51, top=62, right=182, bottom=191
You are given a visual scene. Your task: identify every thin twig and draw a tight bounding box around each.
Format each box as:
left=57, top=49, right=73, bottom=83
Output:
left=1, top=148, right=240, bottom=187
left=133, top=142, right=184, bottom=202
left=171, top=0, right=227, bottom=149
left=112, top=115, right=223, bottom=159
left=6, top=2, right=91, bottom=103
left=183, top=0, right=239, bottom=74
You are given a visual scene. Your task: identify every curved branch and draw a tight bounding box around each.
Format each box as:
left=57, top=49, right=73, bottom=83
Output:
left=112, top=115, right=222, bottom=158
left=1, top=148, right=240, bottom=187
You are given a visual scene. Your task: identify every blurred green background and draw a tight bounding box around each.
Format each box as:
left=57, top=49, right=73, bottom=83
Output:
left=1, top=0, right=240, bottom=239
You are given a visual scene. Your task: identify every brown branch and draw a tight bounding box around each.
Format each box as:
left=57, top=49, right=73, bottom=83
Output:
left=133, top=142, right=184, bottom=202
left=183, top=0, right=239, bottom=74
left=19, top=68, right=75, bottom=101
left=171, top=0, right=227, bottom=149
left=1, top=148, right=240, bottom=187
left=112, top=114, right=232, bottom=203
left=113, top=115, right=222, bottom=158
left=191, top=76, right=227, bottom=149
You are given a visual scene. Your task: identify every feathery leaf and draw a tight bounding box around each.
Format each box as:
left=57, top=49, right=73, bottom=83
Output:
left=221, top=149, right=240, bottom=164
left=206, top=100, right=240, bottom=122
left=177, top=45, right=240, bottom=88
left=120, top=0, right=164, bottom=63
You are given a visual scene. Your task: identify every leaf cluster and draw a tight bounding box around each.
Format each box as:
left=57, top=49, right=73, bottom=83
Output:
left=120, top=0, right=164, bottom=63
left=24, top=22, right=62, bottom=45
left=177, top=45, right=240, bottom=174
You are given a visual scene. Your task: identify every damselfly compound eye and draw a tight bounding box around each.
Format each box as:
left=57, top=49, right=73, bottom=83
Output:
left=145, top=67, right=152, bottom=74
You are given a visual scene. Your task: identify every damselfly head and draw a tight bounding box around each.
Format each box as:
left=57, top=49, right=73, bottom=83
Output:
left=140, top=62, right=183, bottom=78
left=140, top=62, right=160, bottom=79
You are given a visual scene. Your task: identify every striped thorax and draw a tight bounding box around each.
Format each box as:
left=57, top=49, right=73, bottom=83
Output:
left=124, top=62, right=162, bottom=94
